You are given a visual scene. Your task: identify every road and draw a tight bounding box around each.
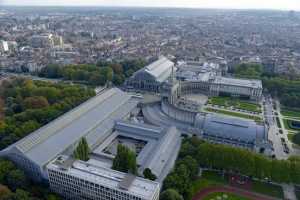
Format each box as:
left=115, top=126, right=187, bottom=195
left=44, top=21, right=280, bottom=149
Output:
left=263, top=95, right=288, bottom=160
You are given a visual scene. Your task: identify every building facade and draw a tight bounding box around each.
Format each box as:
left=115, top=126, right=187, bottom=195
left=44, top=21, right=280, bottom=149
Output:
left=125, top=56, right=174, bottom=93
left=48, top=156, right=160, bottom=200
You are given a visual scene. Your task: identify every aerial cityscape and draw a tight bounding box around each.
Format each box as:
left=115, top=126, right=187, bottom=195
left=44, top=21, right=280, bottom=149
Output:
left=0, top=2, right=300, bottom=200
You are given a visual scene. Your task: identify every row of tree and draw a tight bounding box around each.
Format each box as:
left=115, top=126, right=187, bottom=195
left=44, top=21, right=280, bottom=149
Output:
left=0, top=159, right=61, bottom=200
left=232, top=63, right=263, bottom=79
left=39, top=58, right=146, bottom=86
left=232, top=63, right=300, bottom=108
left=0, top=78, right=95, bottom=150
left=162, top=137, right=300, bottom=200
left=262, top=77, right=300, bottom=108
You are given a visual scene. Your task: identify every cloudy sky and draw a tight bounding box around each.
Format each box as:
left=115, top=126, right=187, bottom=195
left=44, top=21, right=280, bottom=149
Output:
left=2, top=0, right=300, bottom=10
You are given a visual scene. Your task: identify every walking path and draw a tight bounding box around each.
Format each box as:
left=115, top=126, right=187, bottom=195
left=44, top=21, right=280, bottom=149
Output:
left=282, top=184, right=297, bottom=200
left=192, top=186, right=280, bottom=200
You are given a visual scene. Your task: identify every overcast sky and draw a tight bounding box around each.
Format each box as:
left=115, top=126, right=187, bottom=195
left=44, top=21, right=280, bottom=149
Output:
left=2, top=0, right=300, bottom=11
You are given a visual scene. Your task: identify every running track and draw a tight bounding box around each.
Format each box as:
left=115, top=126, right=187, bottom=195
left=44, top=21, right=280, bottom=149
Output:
left=192, top=186, right=280, bottom=200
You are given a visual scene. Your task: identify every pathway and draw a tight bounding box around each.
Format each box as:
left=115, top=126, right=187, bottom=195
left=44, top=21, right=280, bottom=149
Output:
left=282, top=184, right=297, bottom=200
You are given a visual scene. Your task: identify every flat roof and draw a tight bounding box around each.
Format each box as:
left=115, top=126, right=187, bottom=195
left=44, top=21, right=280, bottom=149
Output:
left=214, top=76, right=262, bottom=89
left=48, top=156, right=159, bottom=199
left=199, top=113, right=266, bottom=142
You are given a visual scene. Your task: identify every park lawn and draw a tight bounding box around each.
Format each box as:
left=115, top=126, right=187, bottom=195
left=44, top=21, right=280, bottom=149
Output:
left=252, top=180, right=284, bottom=199
left=209, top=97, right=228, bottom=107
left=236, top=102, right=261, bottom=113
left=209, top=97, right=261, bottom=113
left=191, top=171, right=228, bottom=196
left=192, top=171, right=284, bottom=199
left=287, top=133, right=300, bottom=146
left=202, top=171, right=228, bottom=184
left=288, top=133, right=294, bottom=141
left=205, top=108, right=262, bottom=122
left=283, top=119, right=300, bottom=131
left=281, top=108, right=300, bottom=119
left=202, top=192, right=250, bottom=200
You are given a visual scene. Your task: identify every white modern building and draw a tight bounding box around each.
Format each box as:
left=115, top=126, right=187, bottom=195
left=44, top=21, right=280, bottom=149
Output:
left=48, top=156, right=160, bottom=200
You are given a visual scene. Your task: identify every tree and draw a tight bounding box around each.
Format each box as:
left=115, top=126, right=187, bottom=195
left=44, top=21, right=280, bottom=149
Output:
left=23, top=96, right=49, bottom=109
left=12, top=189, right=31, bottom=200
left=0, top=159, right=15, bottom=183
left=89, top=74, right=106, bottom=86
left=110, top=63, right=123, bottom=74
left=39, top=64, right=62, bottom=78
left=177, top=156, right=198, bottom=179
left=143, top=168, right=157, bottom=181
left=160, top=189, right=183, bottom=200
left=73, top=137, right=90, bottom=161
left=6, top=170, right=27, bottom=191
left=233, top=63, right=263, bottom=79
left=112, top=144, right=137, bottom=174
left=46, top=194, right=62, bottom=200
left=163, top=164, right=191, bottom=199
left=105, top=67, right=113, bottom=82
left=0, top=185, right=11, bottom=199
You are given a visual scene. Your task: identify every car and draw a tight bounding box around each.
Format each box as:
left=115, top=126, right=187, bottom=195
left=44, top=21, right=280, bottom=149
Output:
left=284, top=147, right=290, bottom=154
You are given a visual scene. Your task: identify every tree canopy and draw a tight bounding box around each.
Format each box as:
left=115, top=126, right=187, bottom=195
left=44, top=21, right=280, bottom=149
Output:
left=143, top=168, right=157, bottom=181
left=233, top=63, right=263, bottom=79
left=112, top=144, right=137, bottom=175
left=0, top=78, right=95, bottom=150
left=162, top=137, right=300, bottom=200
left=0, top=159, right=61, bottom=200
left=232, top=62, right=300, bottom=108
left=39, top=58, right=146, bottom=86
left=160, top=189, right=183, bottom=200
left=73, top=137, right=90, bottom=161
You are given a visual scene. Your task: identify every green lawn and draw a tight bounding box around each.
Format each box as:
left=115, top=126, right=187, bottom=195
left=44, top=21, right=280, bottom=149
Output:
left=208, top=97, right=261, bottom=113
left=202, top=171, right=228, bottom=184
left=283, top=119, right=300, bottom=131
left=205, top=108, right=262, bottom=122
left=287, top=133, right=300, bottom=146
left=209, top=97, right=228, bottom=107
left=252, top=180, right=284, bottom=199
left=191, top=171, right=284, bottom=199
left=202, top=192, right=250, bottom=200
left=288, top=133, right=294, bottom=141
left=281, top=108, right=300, bottom=119
left=191, top=171, right=227, bottom=196
left=236, top=102, right=261, bottom=113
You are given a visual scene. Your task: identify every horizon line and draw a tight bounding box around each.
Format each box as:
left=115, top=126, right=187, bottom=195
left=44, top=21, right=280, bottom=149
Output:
left=1, top=4, right=299, bottom=12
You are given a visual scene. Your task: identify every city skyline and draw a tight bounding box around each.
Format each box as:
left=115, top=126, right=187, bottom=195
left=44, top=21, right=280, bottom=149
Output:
left=2, top=0, right=300, bottom=11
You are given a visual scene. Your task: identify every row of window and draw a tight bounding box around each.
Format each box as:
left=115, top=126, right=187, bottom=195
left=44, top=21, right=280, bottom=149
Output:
left=48, top=170, right=145, bottom=200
